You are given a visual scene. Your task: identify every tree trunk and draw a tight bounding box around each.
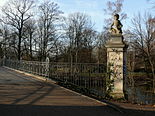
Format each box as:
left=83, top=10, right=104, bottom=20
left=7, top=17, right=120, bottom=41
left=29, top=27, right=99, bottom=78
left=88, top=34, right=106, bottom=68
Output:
left=18, top=33, right=22, bottom=61
left=148, top=57, right=155, bottom=93
left=75, top=50, right=78, bottom=63
left=29, top=32, right=33, bottom=60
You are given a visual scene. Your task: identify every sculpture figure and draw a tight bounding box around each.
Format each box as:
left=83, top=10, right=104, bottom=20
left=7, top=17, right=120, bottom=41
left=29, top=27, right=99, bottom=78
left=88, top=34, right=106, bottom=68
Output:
left=110, top=14, right=123, bottom=34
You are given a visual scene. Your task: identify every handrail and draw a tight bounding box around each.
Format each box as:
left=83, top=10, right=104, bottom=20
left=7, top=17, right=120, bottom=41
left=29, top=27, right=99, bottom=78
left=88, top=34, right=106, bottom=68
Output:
left=4, top=59, right=107, bottom=98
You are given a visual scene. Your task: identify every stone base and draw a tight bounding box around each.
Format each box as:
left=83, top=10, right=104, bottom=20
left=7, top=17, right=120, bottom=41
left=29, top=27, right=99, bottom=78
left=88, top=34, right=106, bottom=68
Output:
left=110, top=92, right=124, bottom=99
left=105, top=34, right=127, bottom=48
left=106, top=34, right=128, bottom=99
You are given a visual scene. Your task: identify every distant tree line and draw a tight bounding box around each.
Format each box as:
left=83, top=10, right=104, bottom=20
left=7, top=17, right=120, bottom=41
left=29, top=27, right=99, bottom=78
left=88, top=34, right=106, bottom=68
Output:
left=0, top=0, right=107, bottom=64
left=0, top=0, right=155, bottom=92
left=0, top=0, right=155, bottom=74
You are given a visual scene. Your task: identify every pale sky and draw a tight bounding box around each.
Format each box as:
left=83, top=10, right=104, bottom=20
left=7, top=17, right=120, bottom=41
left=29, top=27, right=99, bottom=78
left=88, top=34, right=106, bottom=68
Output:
left=0, top=0, right=154, bottom=32
left=0, top=0, right=6, bottom=7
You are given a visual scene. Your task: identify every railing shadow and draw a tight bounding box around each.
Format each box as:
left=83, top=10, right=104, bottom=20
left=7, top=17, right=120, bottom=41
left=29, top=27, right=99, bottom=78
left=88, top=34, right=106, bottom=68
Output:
left=0, top=104, right=155, bottom=116
left=0, top=67, right=56, bottom=105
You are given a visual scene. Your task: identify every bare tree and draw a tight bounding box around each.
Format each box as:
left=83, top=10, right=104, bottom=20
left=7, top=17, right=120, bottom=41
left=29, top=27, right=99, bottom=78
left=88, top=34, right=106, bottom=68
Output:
left=103, top=0, right=127, bottom=29
left=130, top=12, right=155, bottom=92
left=1, top=0, right=35, bottom=60
left=23, top=19, right=36, bottom=60
left=0, top=23, right=19, bottom=59
left=95, top=32, right=108, bottom=64
left=37, top=0, right=62, bottom=61
left=0, top=24, right=9, bottom=57
left=63, top=12, right=96, bottom=63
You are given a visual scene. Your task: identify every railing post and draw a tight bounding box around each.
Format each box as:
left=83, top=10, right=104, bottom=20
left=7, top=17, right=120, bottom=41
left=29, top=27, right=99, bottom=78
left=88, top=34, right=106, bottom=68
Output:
left=2, top=55, right=6, bottom=66
left=45, top=57, right=50, bottom=77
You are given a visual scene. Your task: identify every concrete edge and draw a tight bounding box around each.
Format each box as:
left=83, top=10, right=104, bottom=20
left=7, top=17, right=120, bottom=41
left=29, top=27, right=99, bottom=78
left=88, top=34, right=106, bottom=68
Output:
left=101, top=100, right=124, bottom=113
left=2, top=66, right=124, bottom=113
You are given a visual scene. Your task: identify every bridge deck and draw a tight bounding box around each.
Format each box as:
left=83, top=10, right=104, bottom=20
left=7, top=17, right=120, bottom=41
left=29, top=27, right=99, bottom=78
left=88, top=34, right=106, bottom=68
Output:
left=0, top=67, right=124, bottom=116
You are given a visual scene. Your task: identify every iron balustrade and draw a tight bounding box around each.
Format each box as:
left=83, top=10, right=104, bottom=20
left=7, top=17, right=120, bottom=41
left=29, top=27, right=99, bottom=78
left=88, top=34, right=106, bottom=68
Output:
left=4, top=59, right=107, bottom=97
left=2, top=59, right=155, bottom=104
left=4, top=60, right=50, bottom=77
left=0, top=59, right=2, bottom=66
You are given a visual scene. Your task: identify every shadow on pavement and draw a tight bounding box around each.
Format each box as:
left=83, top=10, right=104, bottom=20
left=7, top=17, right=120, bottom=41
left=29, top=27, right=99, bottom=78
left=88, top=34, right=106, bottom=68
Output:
left=0, top=104, right=122, bottom=116
left=0, top=67, right=155, bottom=116
left=0, top=104, right=155, bottom=116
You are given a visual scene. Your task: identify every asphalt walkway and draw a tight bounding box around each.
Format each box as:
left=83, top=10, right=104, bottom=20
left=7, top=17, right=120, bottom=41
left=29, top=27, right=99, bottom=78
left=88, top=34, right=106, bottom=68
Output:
left=0, top=67, right=155, bottom=116
left=0, top=67, right=123, bottom=116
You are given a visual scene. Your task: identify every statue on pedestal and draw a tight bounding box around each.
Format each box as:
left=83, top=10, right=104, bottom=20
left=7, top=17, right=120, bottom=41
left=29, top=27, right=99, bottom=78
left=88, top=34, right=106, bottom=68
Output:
left=106, top=13, right=128, bottom=99
left=110, top=14, right=123, bottom=34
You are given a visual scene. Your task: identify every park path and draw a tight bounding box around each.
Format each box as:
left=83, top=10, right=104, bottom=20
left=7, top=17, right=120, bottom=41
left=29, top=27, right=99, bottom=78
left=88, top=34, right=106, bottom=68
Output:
left=0, top=67, right=124, bottom=116
left=0, top=67, right=155, bottom=116
left=0, top=67, right=104, bottom=106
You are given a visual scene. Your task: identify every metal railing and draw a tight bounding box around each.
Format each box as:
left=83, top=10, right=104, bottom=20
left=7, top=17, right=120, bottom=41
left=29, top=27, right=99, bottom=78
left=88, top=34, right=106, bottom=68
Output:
left=127, top=87, right=155, bottom=104
left=126, top=73, right=155, bottom=104
left=4, top=60, right=50, bottom=77
left=4, top=59, right=107, bottom=97
left=2, top=59, right=155, bottom=104
left=0, top=59, right=2, bottom=66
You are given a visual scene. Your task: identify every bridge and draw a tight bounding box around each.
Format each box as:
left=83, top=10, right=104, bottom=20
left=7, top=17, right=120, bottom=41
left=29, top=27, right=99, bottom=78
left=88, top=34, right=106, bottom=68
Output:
left=0, top=60, right=154, bottom=116
left=0, top=66, right=124, bottom=116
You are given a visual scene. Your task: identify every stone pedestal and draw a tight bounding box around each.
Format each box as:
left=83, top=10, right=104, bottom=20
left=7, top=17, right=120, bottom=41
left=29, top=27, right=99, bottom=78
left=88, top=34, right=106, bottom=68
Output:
left=105, top=34, right=128, bottom=98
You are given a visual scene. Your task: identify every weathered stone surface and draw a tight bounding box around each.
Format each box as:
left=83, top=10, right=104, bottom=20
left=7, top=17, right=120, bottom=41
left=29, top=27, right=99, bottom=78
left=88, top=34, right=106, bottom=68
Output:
left=106, top=34, right=128, bottom=98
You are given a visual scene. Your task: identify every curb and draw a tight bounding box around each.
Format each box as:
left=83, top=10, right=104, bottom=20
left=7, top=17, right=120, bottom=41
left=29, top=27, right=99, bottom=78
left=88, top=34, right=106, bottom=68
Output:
left=101, top=100, right=124, bottom=113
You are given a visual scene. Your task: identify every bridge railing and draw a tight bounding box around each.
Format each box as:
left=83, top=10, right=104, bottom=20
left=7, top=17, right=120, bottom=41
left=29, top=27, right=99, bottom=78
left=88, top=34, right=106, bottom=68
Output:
left=2, top=59, right=155, bottom=104
left=4, top=59, right=107, bottom=97
left=0, top=58, right=5, bottom=66
left=0, top=59, right=2, bottom=66
left=5, top=60, right=49, bottom=77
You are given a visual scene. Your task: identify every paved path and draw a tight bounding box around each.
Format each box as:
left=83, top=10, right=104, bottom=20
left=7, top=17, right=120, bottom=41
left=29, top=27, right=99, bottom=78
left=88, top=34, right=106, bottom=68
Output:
left=0, top=67, right=123, bottom=116
left=0, top=67, right=155, bottom=116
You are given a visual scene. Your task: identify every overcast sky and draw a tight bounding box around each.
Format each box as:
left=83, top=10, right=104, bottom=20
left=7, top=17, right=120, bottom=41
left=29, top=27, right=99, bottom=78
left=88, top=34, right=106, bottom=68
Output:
left=0, top=0, right=154, bottom=32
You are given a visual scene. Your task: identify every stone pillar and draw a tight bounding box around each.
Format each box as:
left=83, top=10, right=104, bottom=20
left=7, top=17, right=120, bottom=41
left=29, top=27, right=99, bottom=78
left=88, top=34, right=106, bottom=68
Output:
left=105, top=34, right=128, bottom=98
